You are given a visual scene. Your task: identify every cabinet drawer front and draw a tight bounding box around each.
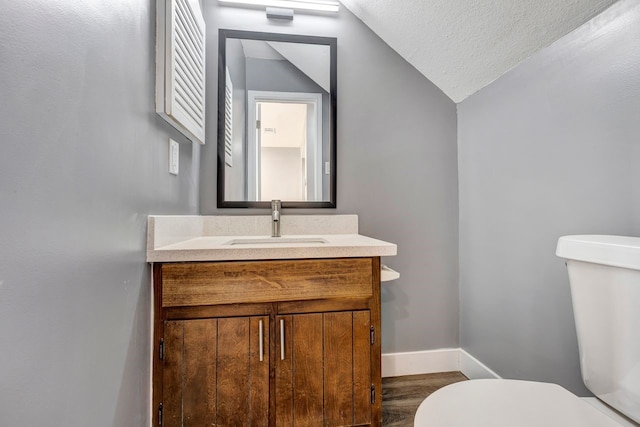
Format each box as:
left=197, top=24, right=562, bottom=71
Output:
left=161, top=258, right=373, bottom=307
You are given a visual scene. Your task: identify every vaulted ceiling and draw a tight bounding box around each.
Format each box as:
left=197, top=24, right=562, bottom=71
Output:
left=340, top=0, right=617, bottom=102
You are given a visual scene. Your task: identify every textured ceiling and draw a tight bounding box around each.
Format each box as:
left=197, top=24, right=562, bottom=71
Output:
left=340, top=0, right=617, bottom=102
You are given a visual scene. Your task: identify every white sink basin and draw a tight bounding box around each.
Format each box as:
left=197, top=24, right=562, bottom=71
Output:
left=224, top=237, right=328, bottom=246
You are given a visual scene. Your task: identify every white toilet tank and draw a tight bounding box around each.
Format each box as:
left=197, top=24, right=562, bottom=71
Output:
left=557, top=235, right=640, bottom=423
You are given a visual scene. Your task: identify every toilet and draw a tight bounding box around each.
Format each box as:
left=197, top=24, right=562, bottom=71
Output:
left=415, top=235, right=640, bottom=426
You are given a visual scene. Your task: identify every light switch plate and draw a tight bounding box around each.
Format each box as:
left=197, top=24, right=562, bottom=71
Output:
left=169, top=139, right=179, bottom=175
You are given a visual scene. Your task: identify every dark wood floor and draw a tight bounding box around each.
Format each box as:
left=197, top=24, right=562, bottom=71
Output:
left=382, top=371, right=468, bottom=426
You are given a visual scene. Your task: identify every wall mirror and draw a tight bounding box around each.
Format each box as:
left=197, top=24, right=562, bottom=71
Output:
left=217, top=29, right=337, bottom=208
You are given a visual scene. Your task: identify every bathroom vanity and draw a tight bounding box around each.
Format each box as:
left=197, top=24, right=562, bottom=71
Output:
left=147, top=215, right=397, bottom=426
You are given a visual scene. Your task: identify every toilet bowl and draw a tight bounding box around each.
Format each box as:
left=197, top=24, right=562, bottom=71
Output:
left=414, top=235, right=640, bottom=426
left=414, top=379, right=637, bottom=426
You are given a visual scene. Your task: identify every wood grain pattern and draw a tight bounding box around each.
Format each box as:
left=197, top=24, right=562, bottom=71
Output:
left=161, top=258, right=373, bottom=307
left=277, top=298, right=369, bottom=315
left=323, top=312, right=354, bottom=426
left=152, top=264, right=164, bottom=427
left=292, top=313, right=324, bottom=425
left=353, top=311, right=372, bottom=425
left=217, top=317, right=250, bottom=425
left=275, top=315, right=293, bottom=426
left=249, top=316, right=270, bottom=426
left=370, top=257, right=382, bottom=426
left=382, top=372, right=467, bottom=426
left=153, top=257, right=383, bottom=427
left=183, top=319, right=217, bottom=426
left=166, top=303, right=273, bottom=320
left=163, top=321, right=183, bottom=427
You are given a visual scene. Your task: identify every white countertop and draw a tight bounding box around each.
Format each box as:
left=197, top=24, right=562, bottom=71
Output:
left=147, top=233, right=397, bottom=262
left=146, top=215, right=398, bottom=262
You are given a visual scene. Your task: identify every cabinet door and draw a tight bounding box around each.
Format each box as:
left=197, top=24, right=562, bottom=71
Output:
left=275, top=311, right=372, bottom=426
left=163, top=316, right=269, bottom=426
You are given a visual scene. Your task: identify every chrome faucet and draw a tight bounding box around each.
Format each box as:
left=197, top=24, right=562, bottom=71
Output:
left=271, top=200, right=281, bottom=237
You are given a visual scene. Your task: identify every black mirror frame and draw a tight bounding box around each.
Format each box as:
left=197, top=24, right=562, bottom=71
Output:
left=217, top=29, right=337, bottom=209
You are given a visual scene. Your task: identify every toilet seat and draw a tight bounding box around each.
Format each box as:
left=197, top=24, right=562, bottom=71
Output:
left=414, top=379, right=622, bottom=427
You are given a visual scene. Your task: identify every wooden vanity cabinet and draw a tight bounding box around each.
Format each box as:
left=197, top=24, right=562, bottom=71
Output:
left=162, top=316, right=270, bottom=426
left=274, top=311, right=373, bottom=426
left=152, top=257, right=382, bottom=427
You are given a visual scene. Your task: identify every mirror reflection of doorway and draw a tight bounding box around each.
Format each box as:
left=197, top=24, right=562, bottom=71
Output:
left=247, top=91, right=322, bottom=202
left=259, top=101, right=307, bottom=201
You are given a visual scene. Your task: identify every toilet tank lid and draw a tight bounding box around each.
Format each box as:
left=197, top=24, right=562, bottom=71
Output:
left=556, top=235, right=640, bottom=271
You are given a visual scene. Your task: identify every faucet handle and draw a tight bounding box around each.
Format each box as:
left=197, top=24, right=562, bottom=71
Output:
left=271, top=200, right=281, bottom=222
left=271, top=200, right=281, bottom=237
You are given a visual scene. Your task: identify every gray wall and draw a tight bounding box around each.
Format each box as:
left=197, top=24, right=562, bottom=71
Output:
left=0, top=1, right=199, bottom=425
left=200, top=4, right=459, bottom=353
left=458, top=0, right=640, bottom=395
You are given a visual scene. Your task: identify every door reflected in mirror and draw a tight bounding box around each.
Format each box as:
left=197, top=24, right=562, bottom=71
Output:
left=217, top=30, right=337, bottom=208
left=250, top=94, right=323, bottom=202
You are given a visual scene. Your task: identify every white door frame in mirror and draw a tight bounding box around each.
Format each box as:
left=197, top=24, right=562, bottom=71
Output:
left=247, top=90, right=323, bottom=202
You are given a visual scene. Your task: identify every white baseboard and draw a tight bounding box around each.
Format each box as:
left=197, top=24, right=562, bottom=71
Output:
left=382, top=348, right=502, bottom=379
left=382, top=349, right=460, bottom=377
left=459, top=348, right=501, bottom=379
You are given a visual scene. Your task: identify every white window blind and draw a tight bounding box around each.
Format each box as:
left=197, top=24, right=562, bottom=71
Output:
left=224, top=69, right=233, bottom=167
left=156, top=0, right=206, bottom=144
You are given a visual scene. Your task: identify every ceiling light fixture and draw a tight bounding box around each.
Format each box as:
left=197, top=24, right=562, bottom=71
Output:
left=218, top=0, right=339, bottom=13
left=266, top=7, right=294, bottom=20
